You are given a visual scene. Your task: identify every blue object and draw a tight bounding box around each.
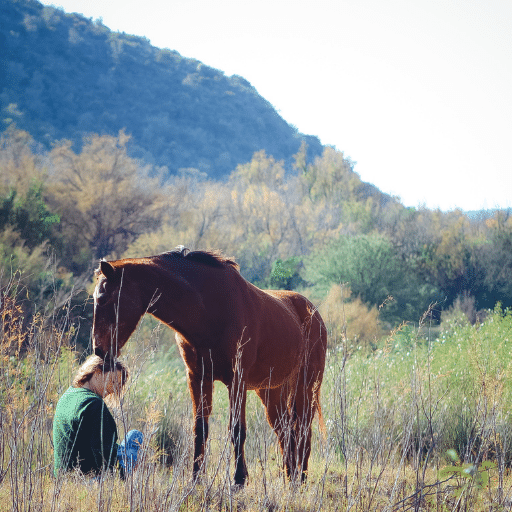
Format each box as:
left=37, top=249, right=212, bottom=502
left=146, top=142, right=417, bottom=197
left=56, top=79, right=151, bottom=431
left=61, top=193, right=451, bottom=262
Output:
left=117, top=429, right=143, bottom=474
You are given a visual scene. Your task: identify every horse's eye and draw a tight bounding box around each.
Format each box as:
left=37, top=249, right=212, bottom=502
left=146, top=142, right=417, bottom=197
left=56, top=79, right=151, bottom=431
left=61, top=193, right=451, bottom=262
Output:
left=95, top=281, right=109, bottom=305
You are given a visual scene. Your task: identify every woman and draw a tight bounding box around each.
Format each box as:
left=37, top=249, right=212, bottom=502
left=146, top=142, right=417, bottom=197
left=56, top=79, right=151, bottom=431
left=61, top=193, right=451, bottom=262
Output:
left=53, top=355, right=142, bottom=477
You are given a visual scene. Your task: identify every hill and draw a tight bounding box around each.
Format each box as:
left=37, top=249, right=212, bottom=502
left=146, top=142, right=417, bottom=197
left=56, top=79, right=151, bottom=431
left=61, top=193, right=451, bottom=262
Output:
left=0, top=0, right=323, bottom=178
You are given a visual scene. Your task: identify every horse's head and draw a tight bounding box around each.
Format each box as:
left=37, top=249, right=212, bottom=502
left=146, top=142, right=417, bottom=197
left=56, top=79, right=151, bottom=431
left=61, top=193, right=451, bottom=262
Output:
left=92, top=260, right=144, bottom=359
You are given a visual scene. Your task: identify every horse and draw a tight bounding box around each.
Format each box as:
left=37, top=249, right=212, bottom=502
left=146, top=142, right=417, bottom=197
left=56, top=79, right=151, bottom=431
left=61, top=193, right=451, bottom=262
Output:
left=92, top=247, right=327, bottom=485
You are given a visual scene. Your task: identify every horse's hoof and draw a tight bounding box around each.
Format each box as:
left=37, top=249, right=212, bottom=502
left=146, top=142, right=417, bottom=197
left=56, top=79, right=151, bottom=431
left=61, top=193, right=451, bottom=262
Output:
left=230, top=483, right=244, bottom=494
left=233, top=470, right=248, bottom=489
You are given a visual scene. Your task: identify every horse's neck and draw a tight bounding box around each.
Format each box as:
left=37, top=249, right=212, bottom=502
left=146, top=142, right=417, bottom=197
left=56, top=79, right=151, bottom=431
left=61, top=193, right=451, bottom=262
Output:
left=143, top=265, right=204, bottom=335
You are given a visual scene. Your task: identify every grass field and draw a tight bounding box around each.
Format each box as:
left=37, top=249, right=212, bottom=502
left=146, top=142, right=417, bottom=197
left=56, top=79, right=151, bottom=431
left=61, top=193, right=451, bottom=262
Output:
left=2, top=285, right=512, bottom=511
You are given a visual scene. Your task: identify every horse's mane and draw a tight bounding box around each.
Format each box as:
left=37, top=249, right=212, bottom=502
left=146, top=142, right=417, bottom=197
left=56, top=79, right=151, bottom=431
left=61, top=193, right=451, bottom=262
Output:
left=159, top=246, right=239, bottom=270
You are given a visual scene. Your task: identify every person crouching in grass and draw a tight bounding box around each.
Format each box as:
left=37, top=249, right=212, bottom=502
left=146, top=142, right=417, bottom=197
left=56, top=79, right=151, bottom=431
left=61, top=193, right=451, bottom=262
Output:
left=53, top=355, right=142, bottom=478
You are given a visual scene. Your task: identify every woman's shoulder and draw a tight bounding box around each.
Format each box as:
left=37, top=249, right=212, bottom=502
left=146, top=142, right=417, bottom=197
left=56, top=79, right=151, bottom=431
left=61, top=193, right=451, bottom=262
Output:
left=61, top=385, right=100, bottom=399
left=56, top=386, right=103, bottom=411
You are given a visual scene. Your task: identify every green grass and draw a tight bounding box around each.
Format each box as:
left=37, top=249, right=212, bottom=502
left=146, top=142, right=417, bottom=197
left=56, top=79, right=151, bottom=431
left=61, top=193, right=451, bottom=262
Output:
left=3, top=286, right=512, bottom=510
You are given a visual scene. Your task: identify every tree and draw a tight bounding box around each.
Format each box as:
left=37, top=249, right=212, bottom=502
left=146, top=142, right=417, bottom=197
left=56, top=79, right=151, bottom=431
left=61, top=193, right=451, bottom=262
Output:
left=304, top=234, right=399, bottom=303
left=269, top=257, right=304, bottom=290
left=229, top=150, right=285, bottom=189
left=47, top=132, right=165, bottom=272
left=0, top=127, right=63, bottom=305
left=303, top=233, right=440, bottom=323
left=0, top=127, right=47, bottom=196
left=300, top=146, right=357, bottom=203
left=0, top=183, right=60, bottom=250
left=475, top=212, right=512, bottom=309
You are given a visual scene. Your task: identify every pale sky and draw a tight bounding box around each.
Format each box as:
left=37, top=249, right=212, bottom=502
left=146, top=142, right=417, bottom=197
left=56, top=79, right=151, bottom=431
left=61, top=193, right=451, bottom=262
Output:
left=40, top=0, right=512, bottom=211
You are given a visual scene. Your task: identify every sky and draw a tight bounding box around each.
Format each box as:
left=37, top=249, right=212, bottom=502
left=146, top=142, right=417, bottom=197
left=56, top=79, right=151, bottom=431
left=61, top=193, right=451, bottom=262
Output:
left=40, top=0, right=512, bottom=212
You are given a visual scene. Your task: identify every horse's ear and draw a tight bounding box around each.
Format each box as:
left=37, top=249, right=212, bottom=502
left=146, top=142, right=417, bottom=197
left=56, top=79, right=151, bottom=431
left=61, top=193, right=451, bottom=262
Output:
left=100, top=260, right=116, bottom=280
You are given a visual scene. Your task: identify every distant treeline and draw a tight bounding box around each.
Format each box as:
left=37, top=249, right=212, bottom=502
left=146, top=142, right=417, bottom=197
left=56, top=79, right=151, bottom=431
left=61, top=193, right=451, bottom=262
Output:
left=1, top=128, right=511, bottom=349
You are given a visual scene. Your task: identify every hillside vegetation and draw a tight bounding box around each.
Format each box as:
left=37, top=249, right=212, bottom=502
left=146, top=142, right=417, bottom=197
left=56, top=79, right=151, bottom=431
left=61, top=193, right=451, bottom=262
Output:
left=1, top=127, right=512, bottom=352
left=1, top=0, right=323, bottom=177
left=3, top=0, right=511, bottom=343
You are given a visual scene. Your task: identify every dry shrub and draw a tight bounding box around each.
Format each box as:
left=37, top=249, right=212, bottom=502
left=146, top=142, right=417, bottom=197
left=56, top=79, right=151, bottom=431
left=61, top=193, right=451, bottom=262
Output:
left=0, top=293, right=26, bottom=356
left=441, top=291, right=488, bottom=328
left=319, top=284, right=383, bottom=351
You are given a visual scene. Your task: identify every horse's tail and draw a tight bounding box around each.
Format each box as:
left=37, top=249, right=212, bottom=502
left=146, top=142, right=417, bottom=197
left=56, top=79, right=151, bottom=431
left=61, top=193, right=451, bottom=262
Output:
left=317, top=402, right=326, bottom=438
left=313, top=380, right=326, bottom=439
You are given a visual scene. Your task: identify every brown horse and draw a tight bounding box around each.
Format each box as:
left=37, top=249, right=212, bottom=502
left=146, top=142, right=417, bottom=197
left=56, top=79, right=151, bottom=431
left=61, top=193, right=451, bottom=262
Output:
left=92, top=247, right=326, bottom=485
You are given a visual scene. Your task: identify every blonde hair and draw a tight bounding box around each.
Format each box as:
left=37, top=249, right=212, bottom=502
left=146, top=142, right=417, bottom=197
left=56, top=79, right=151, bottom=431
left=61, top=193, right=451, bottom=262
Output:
left=73, top=355, right=129, bottom=388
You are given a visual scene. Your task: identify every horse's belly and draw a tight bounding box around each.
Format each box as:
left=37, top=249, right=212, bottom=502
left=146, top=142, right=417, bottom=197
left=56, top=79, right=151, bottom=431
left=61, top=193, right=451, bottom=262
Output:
left=241, top=291, right=308, bottom=389
left=245, top=336, right=304, bottom=390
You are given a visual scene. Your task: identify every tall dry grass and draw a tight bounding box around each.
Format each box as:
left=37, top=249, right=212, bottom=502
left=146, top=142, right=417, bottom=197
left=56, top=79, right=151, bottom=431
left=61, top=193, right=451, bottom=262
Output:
left=3, top=272, right=512, bottom=511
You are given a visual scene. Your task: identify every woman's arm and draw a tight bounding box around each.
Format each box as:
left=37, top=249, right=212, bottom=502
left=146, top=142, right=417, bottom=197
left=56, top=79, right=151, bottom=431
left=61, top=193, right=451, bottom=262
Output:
left=85, top=399, right=119, bottom=473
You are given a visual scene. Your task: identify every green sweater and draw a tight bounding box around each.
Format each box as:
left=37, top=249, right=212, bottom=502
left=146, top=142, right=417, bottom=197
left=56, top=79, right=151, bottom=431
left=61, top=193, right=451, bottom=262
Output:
left=53, top=386, right=119, bottom=476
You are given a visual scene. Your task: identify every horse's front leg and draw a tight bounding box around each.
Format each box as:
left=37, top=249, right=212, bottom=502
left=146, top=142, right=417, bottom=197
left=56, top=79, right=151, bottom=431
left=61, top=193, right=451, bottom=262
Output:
left=228, top=380, right=248, bottom=486
left=188, top=372, right=213, bottom=480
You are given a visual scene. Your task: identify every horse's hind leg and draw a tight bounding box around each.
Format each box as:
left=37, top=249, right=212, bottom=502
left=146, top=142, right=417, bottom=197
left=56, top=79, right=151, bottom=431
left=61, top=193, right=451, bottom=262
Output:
left=256, top=385, right=297, bottom=480
left=228, top=381, right=248, bottom=486
left=294, top=372, right=316, bottom=482
left=294, top=358, right=324, bottom=482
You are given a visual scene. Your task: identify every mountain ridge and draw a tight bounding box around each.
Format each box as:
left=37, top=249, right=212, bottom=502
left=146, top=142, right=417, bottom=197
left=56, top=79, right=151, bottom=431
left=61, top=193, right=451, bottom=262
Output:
left=1, top=0, right=325, bottom=178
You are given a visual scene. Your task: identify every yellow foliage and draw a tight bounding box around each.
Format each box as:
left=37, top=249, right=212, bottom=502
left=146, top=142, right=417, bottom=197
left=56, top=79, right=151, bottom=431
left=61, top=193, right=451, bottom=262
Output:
left=0, top=128, right=46, bottom=196
left=46, top=132, right=165, bottom=260
left=319, top=284, right=383, bottom=351
left=230, top=150, right=285, bottom=188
